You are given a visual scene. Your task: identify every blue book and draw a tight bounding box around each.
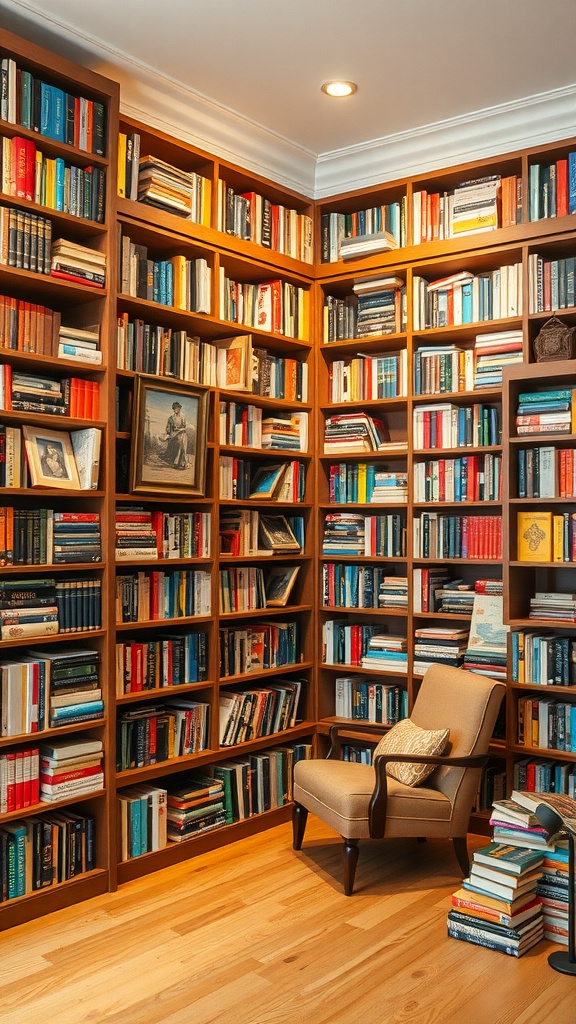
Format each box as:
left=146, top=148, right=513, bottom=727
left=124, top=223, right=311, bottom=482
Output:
left=52, top=86, right=66, bottom=142
left=461, top=280, right=473, bottom=322
left=568, top=151, right=576, bottom=215
left=54, top=157, right=66, bottom=211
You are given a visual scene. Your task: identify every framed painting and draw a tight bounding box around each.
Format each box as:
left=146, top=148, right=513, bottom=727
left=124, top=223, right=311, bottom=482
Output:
left=130, top=375, right=209, bottom=496
left=22, top=425, right=81, bottom=490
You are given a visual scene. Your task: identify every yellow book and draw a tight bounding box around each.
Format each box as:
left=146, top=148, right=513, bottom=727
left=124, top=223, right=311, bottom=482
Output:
left=201, top=178, right=211, bottom=227
left=553, top=514, right=565, bottom=561
left=517, top=511, right=552, bottom=562
left=170, top=254, right=187, bottom=310
left=357, top=463, right=367, bottom=504
left=571, top=389, right=576, bottom=435
left=117, top=132, right=127, bottom=198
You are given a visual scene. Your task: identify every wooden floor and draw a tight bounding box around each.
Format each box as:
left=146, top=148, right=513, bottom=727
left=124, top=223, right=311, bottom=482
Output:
left=0, top=817, right=574, bottom=1024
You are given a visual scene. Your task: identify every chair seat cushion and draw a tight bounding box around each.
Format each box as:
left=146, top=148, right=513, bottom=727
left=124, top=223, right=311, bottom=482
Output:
left=294, top=758, right=452, bottom=840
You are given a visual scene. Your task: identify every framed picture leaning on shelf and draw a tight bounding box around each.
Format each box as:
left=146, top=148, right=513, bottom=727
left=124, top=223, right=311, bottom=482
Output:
left=130, top=375, right=209, bottom=496
left=22, top=425, right=81, bottom=490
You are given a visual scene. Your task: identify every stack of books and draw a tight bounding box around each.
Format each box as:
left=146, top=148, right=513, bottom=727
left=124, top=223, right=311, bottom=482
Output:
left=451, top=175, right=501, bottom=236
left=529, top=592, right=576, bottom=622
left=360, top=633, right=408, bottom=672
left=491, top=794, right=556, bottom=850
left=261, top=413, right=308, bottom=452
left=413, top=627, right=469, bottom=674
left=39, top=736, right=104, bottom=802
left=448, top=840, right=544, bottom=956
left=323, top=412, right=391, bottom=453
left=515, top=386, right=575, bottom=436
left=369, top=470, right=408, bottom=503
left=322, top=513, right=366, bottom=555
left=165, top=773, right=226, bottom=843
left=495, top=790, right=575, bottom=946
left=138, top=155, right=209, bottom=222
left=51, top=511, right=102, bottom=564
left=0, top=576, right=59, bottom=642
left=463, top=586, right=509, bottom=679
left=474, top=330, right=524, bottom=389
left=434, top=582, right=476, bottom=616
left=50, top=238, right=106, bottom=288
left=115, top=507, right=158, bottom=561
left=58, top=324, right=101, bottom=365
left=378, top=576, right=408, bottom=610
left=352, top=274, right=405, bottom=336
left=339, top=231, right=398, bottom=260
left=35, top=647, right=103, bottom=727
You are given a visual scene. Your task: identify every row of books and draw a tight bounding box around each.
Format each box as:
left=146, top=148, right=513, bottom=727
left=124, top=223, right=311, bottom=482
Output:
left=0, top=647, right=101, bottom=737
left=116, top=317, right=213, bottom=381
left=0, top=804, right=96, bottom=900
left=0, top=366, right=100, bottom=419
left=328, top=349, right=407, bottom=402
left=511, top=630, right=576, bottom=687
left=219, top=621, right=299, bottom=677
left=513, top=757, right=576, bottom=797
left=413, top=331, right=523, bottom=395
left=517, top=444, right=576, bottom=499
left=119, top=236, right=211, bottom=312
left=334, top=675, right=408, bottom=723
left=218, top=180, right=313, bottom=263
left=412, top=401, right=501, bottom=450
left=413, top=513, right=503, bottom=560
left=0, top=206, right=52, bottom=274
left=320, top=202, right=406, bottom=263
left=413, top=453, right=502, bottom=503
left=219, top=564, right=300, bottom=613
left=219, top=457, right=305, bottom=503
left=0, top=293, right=62, bottom=355
left=328, top=464, right=408, bottom=505
left=219, top=678, right=303, bottom=745
left=1, top=136, right=105, bottom=222
left=0, top=509, right=101, bottom=566
left=322, top=620, right=404, bottom=670
left=0, top=575, right=101, bottom=642
left=219, top=510, right=303, bottom=557
left=413, top=174, right=521, bottom=243
left=118, top=783, right=167, bottom=860
left=219, top=402, right=308, bottom=451
left=517, top=696, right=576, bottom=753
left=0, top=745, right=39, bottom=811
left=115, top=508, right=211, bottom=561
left=413, top=264, right=523, bottom=329
left=527, top=154, right=576, bottom=221
left=528, top=252, right=576, bottom=313
left=115, top=569, right=211, bottom=623
left=115, top=631, right=208, bottom=695
left=219, top=271, right=305, bottom=340
left=321, top=564, right=407, bottom=611
left=0, top=59, right=105, bottom=154
left=116, top=699, right=210, bottom=770
left=322, top=512, right=406, bottom=558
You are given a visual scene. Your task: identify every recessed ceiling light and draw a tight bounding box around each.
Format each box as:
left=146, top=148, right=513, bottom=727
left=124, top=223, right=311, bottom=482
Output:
left=321, top=81, right=358, bottom=98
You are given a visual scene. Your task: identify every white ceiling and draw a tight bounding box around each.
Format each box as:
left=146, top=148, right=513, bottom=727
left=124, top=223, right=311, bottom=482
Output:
left=3, top=0, right=576, bottom=196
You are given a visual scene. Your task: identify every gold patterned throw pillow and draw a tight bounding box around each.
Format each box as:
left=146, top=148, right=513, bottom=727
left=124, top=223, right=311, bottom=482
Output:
left=374, top=719, right=450, bottom=787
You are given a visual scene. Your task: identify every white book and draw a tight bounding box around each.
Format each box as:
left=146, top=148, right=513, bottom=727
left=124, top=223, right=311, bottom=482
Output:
left=70, top=428, right=102, bottom=490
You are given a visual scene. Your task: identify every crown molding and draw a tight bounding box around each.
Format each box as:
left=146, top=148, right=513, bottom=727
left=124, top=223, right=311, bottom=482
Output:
left=3, top=1, right=576, bottom=201
left=314, top=85, right=576, bottom=198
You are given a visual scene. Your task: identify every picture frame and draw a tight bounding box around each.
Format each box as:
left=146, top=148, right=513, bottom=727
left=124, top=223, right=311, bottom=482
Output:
left=22, top=425, right=81, bottom=490
left=249, top=462, right=286, bottom=500
left=130, top=375, right=209, bottom=496
left=258, top=514, right=301, bottom=553
left=265, top=565, right=300, bottom=607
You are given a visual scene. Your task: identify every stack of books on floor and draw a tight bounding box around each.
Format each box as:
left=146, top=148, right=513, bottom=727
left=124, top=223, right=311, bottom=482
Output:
left=50, top=238, right=106, bottom=288
left=507, top=789, right=576, bottom=946
left=39, top=736, right=104, bottom=802
left=448, top=840, right=544, bottom=956
left=473, top=330, right=523, bottom=389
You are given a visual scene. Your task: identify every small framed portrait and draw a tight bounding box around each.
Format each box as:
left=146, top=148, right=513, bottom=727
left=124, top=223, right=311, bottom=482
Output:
left=130, top=375, right=209, bottom=496
left=22, top=425, right=81, bottom=490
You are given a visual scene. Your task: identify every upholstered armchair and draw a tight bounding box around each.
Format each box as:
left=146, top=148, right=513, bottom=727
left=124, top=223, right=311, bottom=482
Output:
left=293, top=664, right=505, bottom=894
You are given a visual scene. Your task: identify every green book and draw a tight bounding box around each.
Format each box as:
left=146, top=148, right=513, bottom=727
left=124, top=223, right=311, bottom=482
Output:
left=473, top=842, right=544, bottom=876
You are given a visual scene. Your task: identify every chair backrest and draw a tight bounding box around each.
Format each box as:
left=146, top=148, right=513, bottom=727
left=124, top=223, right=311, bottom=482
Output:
left=410, top=664, right=505, bottom=825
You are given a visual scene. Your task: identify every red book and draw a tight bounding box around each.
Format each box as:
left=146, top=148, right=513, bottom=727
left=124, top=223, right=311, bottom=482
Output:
left=14, top=749, right=24, bottom=808
left=5, top=752, right=16, bottom=812
left=40, top=764, right=102, bottom=785
left=556, top=158, right=568, bottom=217
left=12, top=136, right=36, bottom=201
left=50, top=269, right=104, bottom=288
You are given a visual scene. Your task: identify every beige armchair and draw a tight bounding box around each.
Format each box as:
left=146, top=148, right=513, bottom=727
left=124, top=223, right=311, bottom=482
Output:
left=293, top=664, right=505, bottom=895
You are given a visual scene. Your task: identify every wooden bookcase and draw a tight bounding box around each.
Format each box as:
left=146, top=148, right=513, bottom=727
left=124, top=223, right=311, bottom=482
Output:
left=3, top=22, right=576, bottom=929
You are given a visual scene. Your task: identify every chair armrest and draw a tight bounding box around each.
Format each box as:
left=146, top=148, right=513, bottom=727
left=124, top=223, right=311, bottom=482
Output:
left=327, top=721, right=385, bottom=759
left=368, top=751, right=489, bottom=840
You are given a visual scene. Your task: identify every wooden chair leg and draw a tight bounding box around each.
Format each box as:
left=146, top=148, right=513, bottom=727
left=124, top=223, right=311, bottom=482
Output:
left=292, top=802, right=308, bottom=850
left=453, top=836, right=470, bottom=875
left=343, top=839, right=359, bottom=896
